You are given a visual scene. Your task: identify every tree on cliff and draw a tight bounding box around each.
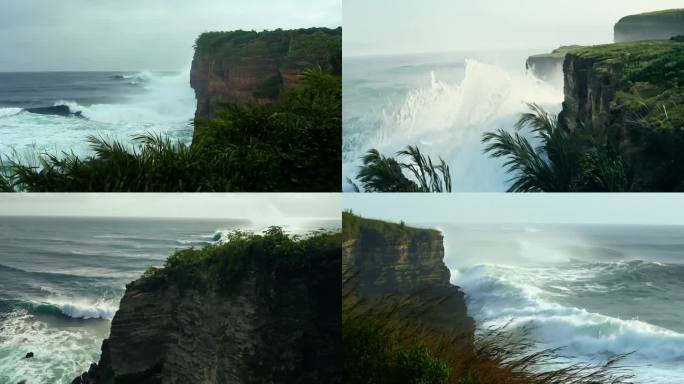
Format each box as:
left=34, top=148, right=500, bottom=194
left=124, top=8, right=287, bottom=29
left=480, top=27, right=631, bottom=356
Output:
left=482, top=103, right=635, bottom=192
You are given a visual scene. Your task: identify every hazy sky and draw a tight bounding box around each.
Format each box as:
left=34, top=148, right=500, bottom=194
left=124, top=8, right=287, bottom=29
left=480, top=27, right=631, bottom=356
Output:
left=0, top=193, right=340, bottom=220
left=344, top=194, right=684, bottom=226
left=0, top=0, right=341, bottom=72
left=344, top=0, right=684, bottom=56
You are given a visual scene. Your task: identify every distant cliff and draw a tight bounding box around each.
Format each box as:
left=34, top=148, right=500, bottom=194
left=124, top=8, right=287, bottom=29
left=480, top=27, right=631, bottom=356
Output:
left=190, top=27, right=341, bottom=120
left=526, top=46, right=582, bottom=82
left=342, top=212, right=473, bottom=337
left=614, top=9, right=684, bottom=43
left=72, top=230, right=341, bottom=384
left=559, top=38, right=684, bottom=189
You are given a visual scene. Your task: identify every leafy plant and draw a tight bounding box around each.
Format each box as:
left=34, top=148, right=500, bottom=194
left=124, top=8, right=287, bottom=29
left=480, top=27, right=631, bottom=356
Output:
left=482, top=103, right=633, bottom=192
left=353, top=145, right=452, bottom=192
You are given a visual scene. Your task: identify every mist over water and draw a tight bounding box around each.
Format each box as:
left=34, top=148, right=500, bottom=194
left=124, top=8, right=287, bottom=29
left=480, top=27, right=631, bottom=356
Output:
left=438, top=223, right=684, bottom=383
left=343, top=50, right=564, bottom=191
left=0, top=71, right=195, bottom=160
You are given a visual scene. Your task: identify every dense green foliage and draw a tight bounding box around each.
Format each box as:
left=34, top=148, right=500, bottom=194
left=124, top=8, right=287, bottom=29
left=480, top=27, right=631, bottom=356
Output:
left=2, top=69, right=340, bottom=192
left=351, top=146, right=452, bottom=192
left=141, top=227, right=340, bottom=293
left=344, top=318, right=449, bottom=384
left=483, top=103, right=634, bottom=192
left=194, top=28, right=342, bottom=74
left=342, top=211, right=440, bottom=244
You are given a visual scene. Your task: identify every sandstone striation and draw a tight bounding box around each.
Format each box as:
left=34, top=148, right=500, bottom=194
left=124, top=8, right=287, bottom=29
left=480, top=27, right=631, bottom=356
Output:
left=72, top=235, right=342, bottom=384
left=342, top=213, right=474, bottom=338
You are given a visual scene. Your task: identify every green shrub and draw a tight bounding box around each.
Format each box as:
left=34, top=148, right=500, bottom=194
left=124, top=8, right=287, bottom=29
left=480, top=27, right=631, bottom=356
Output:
left=141, top=227, right=340, bottom=294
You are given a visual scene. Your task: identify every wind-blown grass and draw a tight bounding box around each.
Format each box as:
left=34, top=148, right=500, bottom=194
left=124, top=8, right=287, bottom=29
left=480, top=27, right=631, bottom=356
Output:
left=2, top=69, right=340, bottom=192
left=343, top=281, right=635, bottom=384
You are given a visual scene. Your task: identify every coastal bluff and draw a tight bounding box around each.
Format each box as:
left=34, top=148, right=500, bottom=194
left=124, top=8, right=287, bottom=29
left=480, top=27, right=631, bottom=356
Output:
left=614, top=9, right=684, bottom=43
left=71, top=231, right=342, bottom=384
left=189, top=27, right=341, bottom=120
left=342, top=212, right=474, bottom=338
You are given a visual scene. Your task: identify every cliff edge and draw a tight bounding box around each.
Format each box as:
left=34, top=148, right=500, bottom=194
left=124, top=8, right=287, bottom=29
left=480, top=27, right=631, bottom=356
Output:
left=190, top=27, right=341, bottom=119
left=614, top=9, right=684, bottom=43
left=559, top=38, right=684, bottom=189
left=72, top=229, right=341, bottom=384
left=342, top=212, right=474, bottom=338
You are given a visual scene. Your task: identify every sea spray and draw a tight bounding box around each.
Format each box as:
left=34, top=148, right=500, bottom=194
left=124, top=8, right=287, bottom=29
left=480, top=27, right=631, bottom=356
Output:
left=343, top=58, right=564, bottom=191
left=0, top=71, right=195, bottom=160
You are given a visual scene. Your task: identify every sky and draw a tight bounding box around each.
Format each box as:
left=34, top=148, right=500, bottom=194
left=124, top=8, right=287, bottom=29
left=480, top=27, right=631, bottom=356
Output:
left=0, top=193, right=340, bottom=220
left=344, top=0, right=684, bottom=56
left=0, top=0, right=341, bottom=72
left=343, top=194, right=684, bottom=226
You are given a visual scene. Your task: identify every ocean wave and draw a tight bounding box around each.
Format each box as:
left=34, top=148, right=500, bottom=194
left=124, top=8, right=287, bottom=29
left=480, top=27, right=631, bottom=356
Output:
left=31, top=297, right=118, bottom=320
left=0, top=307, right=104, bottom=383
left=0, top=107, right=22, bottom=118
left=0, top=70, right=194, bottom=160
left=454, top=265, right=684, bottom=363
left=343, top=59, right=564, bottom=191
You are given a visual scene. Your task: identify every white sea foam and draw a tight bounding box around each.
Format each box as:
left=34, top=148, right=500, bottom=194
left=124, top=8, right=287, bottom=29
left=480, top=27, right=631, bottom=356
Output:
left=36, top=297, right=118, bottom=320
left=0, top=107, right=22, bottom=118
left=0, top=70, right=195, bottom=159
left=343, top=59, right=564, bottom=191
left=0, top=309, right=105, bottom=384
left=453, top=264, right=684, bottom=383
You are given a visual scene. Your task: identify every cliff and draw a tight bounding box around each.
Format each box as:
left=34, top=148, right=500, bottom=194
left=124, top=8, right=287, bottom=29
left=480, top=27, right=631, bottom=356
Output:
left=190, top=27, right=342, bottom=120
left=559, top=38, right=684, bottom=189
left=342, top=212, right=474, bottom=337
left=559, top=39, right=684, bottom=131
left=614, top=9, right=684, bottom=43
left=72, top=229, right=341, bottom=384
left=526, top=45, right=582, bottom=82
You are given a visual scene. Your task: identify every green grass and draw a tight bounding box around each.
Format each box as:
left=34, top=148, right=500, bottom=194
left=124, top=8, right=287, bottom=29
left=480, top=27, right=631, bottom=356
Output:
left=564, top=39, right=684, bottom=189
left=343, top=211, right=441, bottom=245
left=2, top=68, right=341, bottom=192
left=527, top=45, right=584, bottom=59
left=617, top=8, right=684, bottom=21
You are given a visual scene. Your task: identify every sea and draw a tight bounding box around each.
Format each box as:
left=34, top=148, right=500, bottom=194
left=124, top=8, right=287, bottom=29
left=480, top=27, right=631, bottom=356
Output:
left=0, top=71, right=195, bottom=161
left=440, top=223, right=684, bottom=384
left=342, top=50, right=565, bottom=191
left=0, top=216, right=339, bottom=384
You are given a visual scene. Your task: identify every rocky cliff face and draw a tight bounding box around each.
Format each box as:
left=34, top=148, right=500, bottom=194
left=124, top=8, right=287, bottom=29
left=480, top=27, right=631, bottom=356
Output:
left=72, top=250, right=341, bottom=383
left=190, top=27, right=341, bottom=120
left=342, top=214, right=474, bottom=337
left=614, top=9, right=684, bottom=43
left=559, top=54, right=626, bottom=131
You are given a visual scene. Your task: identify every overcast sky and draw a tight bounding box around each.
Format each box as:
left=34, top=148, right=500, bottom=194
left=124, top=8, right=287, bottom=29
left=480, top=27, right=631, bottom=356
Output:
left=0, top=193, right=340, bottom=220
left=344, top=0, right=684, bottom=56
left=344, top=194, right=684, bottom=226
left=0, top=0, right=341, bottom=72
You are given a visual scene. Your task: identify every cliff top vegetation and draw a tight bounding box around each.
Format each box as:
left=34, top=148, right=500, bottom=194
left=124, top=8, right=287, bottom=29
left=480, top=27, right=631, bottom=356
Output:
left=617, top=8, right=684, bottom=23
left=141, top=226, right=340, bottom=292
left=342, top=211, right=441, bottom=244
left=194, top=27, right=342, bottom=73
left=571, top=39, right=684, bottom=131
